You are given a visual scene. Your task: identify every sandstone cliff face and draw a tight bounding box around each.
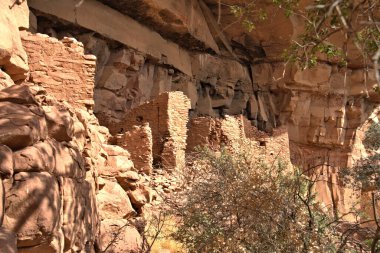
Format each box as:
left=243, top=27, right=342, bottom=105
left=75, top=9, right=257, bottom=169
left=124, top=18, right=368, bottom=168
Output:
left=28, top=0, right=290, bottom=134
left=0, top=0, right=379, bottom=252
left=0, top=8, right=153, bottom=251
left=0, top=0, right=29, bottom=83
left=287, top=64, right=379, bottom=215
left=201, top=0, right=380, bottom=214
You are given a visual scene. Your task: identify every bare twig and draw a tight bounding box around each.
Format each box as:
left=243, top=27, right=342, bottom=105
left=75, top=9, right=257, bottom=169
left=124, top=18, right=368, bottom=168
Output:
left=373, top=47, right=380, bottom=86
left=371, top=192, right=380, bottom=253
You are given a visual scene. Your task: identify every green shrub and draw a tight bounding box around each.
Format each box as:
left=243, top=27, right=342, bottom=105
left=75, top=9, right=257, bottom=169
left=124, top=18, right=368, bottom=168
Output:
left=364, top=123, right=380, bottom=151
left=170, top=147, right=347, bottom=253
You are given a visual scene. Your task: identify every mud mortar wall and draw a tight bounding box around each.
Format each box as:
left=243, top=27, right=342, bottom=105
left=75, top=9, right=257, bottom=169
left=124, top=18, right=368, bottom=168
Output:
left=113, top=92, right=191, bottom=170
left=22, top=33, right=96, bottom=108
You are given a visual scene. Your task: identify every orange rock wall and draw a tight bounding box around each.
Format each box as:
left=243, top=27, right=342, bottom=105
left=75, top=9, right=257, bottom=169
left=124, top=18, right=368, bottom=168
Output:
left=1, top=85, right=100, bottom=253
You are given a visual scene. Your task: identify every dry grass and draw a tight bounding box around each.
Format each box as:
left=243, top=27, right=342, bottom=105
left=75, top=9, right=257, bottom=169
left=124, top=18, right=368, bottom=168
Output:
left=145, top=213, right=186, bottom=253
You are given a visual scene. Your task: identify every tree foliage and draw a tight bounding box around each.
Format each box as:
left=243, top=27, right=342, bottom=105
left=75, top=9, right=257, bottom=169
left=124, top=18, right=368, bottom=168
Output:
left=339, top=121, right=380, bottom=252
left=228, top=0, right=380, bottom=87
left=340, top=121, right=380, bottom=190
left=364, top=123, right=380, bottom=151
left=282, top=0, right=380, bottom=69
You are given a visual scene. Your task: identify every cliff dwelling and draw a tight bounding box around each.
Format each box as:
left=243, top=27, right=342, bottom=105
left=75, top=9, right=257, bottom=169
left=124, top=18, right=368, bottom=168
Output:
left=0, top=0, right=379, bottom=252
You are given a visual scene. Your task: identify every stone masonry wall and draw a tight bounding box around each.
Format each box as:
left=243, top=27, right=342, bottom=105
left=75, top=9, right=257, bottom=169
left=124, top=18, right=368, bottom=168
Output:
left=112, top=91, right=191, bottom=170
left=187, top=115, right=291, bottom=166
left=28, top=2, right=290, bottom=133
left=186, top=116, right=219, bottom=152
left=162, top=92, right=191, bottom=169
left=109, top=93, right=171, bottom=158
left=187, top=115, right=245, bottom=152
left=117, top=123, right=154, bottom=174
left=22, top=33, right=96, bottom=108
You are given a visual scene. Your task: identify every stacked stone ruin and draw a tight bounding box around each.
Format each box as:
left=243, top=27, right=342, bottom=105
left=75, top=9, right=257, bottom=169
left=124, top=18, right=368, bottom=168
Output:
left=0, top=0, right=379, bottom=252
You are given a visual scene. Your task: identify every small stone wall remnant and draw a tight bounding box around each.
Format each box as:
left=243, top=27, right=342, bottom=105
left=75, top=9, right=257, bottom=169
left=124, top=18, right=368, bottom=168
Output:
left=187, top=115, right=245, bottom=152
left=187, top=115, right=291, bottom=166
left=117, top=123, right=154, bottom=174
left=186, top=117, right=219, bottom=152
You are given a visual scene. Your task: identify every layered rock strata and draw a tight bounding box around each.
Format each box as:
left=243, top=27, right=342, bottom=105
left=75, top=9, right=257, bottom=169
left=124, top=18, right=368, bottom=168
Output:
left=286, top=63, right=379, bottom=215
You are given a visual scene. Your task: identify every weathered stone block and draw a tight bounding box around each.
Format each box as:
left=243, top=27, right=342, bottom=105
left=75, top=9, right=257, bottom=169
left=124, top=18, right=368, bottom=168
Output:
left=0, top=70, right=15, bottom=90
left=0, top=0, right=29, bottom=82
left=0, top=145, right=13, bottom=179
left=13, top=139, right=85, bottom=178
left=0, top=227, right=17, bottom=253
left=99, top=219, right=142, bottom=253
left=128, top=186, right=151, bottom=209
left=116, top=171, right=140, bottom=191
left=3, top=172, right=61, bottom=249
left=60, top=177, right=98, bottom=252
left=0, top=84, right=38, bottom=105
left=0, top=102, right=47, bottom=150
left=43, top=105, right=75, bottom=142
left=96, top=179, right=136, bottom=220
